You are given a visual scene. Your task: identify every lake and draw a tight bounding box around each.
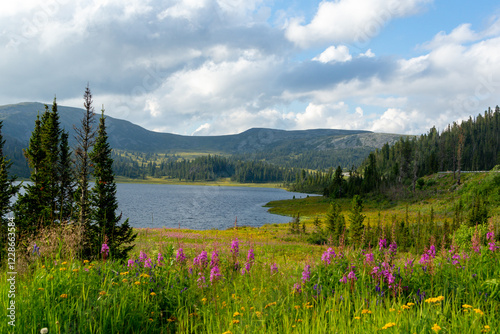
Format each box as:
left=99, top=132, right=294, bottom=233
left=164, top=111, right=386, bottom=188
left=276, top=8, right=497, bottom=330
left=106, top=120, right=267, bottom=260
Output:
left=11, top=182, right=312, bottom=230
left=116, top=183, right=311, bottom=229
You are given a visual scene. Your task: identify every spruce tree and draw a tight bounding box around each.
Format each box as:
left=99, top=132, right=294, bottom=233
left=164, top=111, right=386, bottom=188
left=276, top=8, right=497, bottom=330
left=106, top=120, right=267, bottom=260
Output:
left=325, top=201, right=345, bottom=245
left=89, top=108, right=136, bottom=260
left=74, top=85, right=96, bottom=231
left=14, top=112, right=48, bottom=236
left=349, top=195, right=365, bottom=246
left=58, top=131, right=75, bottom=222
left=0, top=121, right=21, bottom=266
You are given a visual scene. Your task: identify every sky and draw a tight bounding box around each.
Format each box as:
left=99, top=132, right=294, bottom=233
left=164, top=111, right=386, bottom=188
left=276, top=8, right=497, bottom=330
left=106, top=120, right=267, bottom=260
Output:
left=1, top=0, right=500, bottom=136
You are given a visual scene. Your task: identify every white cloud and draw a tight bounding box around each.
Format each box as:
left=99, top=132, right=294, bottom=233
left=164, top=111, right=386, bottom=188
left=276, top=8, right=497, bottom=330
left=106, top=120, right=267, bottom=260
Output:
left=285, top=0, right=432, bottom=48
left=313, top=45, right=352, bottom=63
left=360, top=49, right=375, bottom=58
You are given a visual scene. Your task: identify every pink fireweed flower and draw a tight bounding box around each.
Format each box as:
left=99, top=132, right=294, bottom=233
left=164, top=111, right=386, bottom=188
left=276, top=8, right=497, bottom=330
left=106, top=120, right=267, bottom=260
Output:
left=428, top=245, right=436, bottom=258
left=144, top=258, right=153, bottom=268
left=301, top=264, right=311, bottom=283
left=378, top=238, right=387, bottom=251
left=389, top=242, right=397, bottom=255
left=293, top=282, right=302, bottom=293
left=339, top=275, right=348, bottom=284
left=486, top=231, right=494, bottom=241
left=176, top=248, right=187, bottom=264
left=245, top=248, right=255, bottom=272
left=230, top=238, right=239, bottom=257
left=347, top=269, right=357, bottom=281
left=101, top=243, right=110, bottom=257
left=127, top=259, right=135, bottom=268
left=197, top=273, right=206, bottom=288
left=365, top=253, right=374, bottom=263
left=157, top=252, right=164, bottom=265
left=210, top=265, right=222, bottom=283
left=270, top=263, right=278, bottom=274
left=489, top=242, right=499, bottom=252
left=210, top=250, right=219, bottom=268
left=322, top=248, right=336, bottom=265
left=194, top=250, right=208, bottom=269
left=139, top=251, right=148, bottom=263
left=471, top=228, right=481, bottom=253
left=452, top=254, right=461, bottom=265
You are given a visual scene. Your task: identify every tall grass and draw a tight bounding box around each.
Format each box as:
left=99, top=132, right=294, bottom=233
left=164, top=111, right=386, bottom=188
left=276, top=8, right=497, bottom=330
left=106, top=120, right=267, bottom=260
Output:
left=1, top=224, right=499, bottom=333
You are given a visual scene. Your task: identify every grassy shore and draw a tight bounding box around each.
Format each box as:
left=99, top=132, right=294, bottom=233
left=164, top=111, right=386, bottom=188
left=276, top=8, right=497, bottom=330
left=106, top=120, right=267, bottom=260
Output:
left=115, top=176, right=285, bottom=189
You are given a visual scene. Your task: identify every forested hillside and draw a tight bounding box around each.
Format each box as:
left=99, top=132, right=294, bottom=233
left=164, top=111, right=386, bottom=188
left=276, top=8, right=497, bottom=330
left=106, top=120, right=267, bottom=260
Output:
left=292, top=106, right=500, bottom=195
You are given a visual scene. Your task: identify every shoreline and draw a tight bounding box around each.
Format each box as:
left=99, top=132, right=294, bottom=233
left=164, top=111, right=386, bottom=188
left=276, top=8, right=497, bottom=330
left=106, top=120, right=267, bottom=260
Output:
left=114, top=176, right=288, bottom=189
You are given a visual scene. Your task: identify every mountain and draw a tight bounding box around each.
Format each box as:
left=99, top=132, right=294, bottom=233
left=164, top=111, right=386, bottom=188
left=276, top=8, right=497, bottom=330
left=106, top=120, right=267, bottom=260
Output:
left=0, top=102, right=404, bottom=177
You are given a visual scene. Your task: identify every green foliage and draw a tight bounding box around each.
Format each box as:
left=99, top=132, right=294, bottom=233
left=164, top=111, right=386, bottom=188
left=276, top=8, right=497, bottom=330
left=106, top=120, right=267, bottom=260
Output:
left=348, top=195, right=365, bottom=246
left=89, top=110, right=137, bottom=260
left=467, top=193, right=489, bottom=227
left=453, top=223, right=489, bottom=250
left=325, top=201, right=345, bottom=245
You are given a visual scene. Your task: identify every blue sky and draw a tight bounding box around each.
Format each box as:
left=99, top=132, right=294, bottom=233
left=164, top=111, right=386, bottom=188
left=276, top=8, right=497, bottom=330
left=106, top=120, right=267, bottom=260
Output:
left=1, top=0, right=499, bottom=136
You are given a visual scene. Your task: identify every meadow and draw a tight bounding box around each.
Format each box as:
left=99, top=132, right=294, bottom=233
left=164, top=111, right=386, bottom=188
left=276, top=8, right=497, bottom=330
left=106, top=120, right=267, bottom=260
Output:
left=1, top=171, right=500, bottom=333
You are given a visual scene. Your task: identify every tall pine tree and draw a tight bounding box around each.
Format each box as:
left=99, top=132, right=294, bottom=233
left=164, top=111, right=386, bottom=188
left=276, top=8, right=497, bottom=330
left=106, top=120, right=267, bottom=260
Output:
left=89, top=108, right=136, bottom=259
left=0, top=121, right=20, bottom=266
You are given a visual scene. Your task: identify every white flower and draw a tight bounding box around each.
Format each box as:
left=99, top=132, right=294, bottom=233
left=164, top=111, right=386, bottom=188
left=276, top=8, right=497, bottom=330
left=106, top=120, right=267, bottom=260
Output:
left=40, top=328, right=48, bottom=334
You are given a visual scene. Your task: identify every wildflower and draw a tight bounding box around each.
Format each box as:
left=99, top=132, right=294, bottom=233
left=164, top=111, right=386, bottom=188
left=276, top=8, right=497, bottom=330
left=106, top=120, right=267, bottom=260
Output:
left=339, top=275, right=347, bottom=284
left=425, top=296, right=444, bottom=303
left=407, top=302, right=415, bottom=306
left=301, top=264, right=311, bottom=283
left=294, top=305, right=300, bottom=310
left=40, top=328, right=48, bottom=334
left=365, top=252, right=374, bottom=263
left=233, top=312, right=241, bottom=317
left=232, top=320, right=240, bottom=324
left=401, top=305, right=410, bottom=310
left=120, top=271, right=128, bottom=275
left=33, top=243, right=41, bottom=256
left=474, top=308, right=484, bottom=315
left=222, top=331, right=232, bottom=334
left=62, top=261, right=68, bottom=265
left=210, top=250, right=219, bottom=268
left=380, top=322, right=396, bottom=330
left=389, top=308, right=395, bottom=312
left=321, top=248, right=336, bottom=265
left=139, top=251, right=148, bottom=262
left=73, top=269, right=79, bottom=273
left=194, top=250, right=208, bottom=269
left=83, top=260, right=89, bottom=264
left=483, top=325, right=491, bottom=333
left=471, top=227, right=481, bottom=253
left=361, top=309, right=372, bottom=314
left=101, top=243, right=110, bottom=258
left=354, top=316, right=361, bottom=320
left=150, top=292, right=156, bottom=296
left=296, top=319, right=303, bottom=322
left=59, top=267, right=67, bottom=271
left=197, top=273, right=206, bottom=288
left=270, top=263, right=278, bottom=274
left=157, top=252, right=163, bottom=265
left=99, top=291, right=106, bottom=296
left=230, top=238, right=239, bottom=257
left=293, top=283, right=302, bottom=294
left=210, top=265, right=222, bottom=283
left=452, top=254, right=461, bottom=265
left=144, top=258, right=153, bottom=269
left=134, top=281, right=141, bottom=285
left=378, top=238, right=387, bottom=251
left=38, top=288, right=44, bottom=291
left=431, top=323, right=441, bottom=332
left=122, top=279, right=128, bottom=283
left=462, top=304, right=473, bottom=309
left=60, top=294, right=68, bottom=298
left=245, top=249, right=255, bottom=272
left=176, top=248, right=187, bottom=264
left=389, top=241, right=397, bottom=255
left=127, top=259, right=135, bottom=268
left=347, top=269, right=357, bottom=281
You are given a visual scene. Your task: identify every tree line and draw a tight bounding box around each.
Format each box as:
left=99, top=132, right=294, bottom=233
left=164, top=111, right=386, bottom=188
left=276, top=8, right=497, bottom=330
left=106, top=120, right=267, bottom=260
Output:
left=290, top=106, right=500, bottom=196
left=0, top=86, right=136, bottom=266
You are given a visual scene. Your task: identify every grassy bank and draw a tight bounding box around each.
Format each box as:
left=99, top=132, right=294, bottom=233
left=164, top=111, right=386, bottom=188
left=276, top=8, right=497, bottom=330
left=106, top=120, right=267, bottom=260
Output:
left=115, top=176, right=285, bottom=189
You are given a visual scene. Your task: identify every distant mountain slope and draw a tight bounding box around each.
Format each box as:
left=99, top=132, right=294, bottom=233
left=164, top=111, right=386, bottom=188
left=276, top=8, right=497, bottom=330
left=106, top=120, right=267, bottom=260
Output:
left=0, top=102, right=404, bottom=177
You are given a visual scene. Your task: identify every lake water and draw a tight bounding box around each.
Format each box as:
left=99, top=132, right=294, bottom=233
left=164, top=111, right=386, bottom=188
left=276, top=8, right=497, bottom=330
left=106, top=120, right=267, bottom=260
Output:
left=116, top=183, right=311, bottom=229
left=11, top=182, right=312, bottom=230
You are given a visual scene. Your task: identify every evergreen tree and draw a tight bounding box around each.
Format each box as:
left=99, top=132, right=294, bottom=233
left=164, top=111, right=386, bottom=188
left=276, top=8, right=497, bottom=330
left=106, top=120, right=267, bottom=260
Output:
left=325, top=201, right=345, bottom=245
left=89, top=108, right=136, bottom=260
left=14, top=112, right=48, bottom=236
left=0, top=121, right=21, bottom=266
left=349, top=195, right=365, bottom=246
left=74, top=85, right=96, bottom=230
left=58, top=131, right=75, bottom=222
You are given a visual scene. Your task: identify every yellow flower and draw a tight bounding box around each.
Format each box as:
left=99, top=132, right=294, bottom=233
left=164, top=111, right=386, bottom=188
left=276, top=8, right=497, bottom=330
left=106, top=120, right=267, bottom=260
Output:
left=407, top=302, right=415, bottom=306
left=462, top=304, right=473, bottom=309
left=294, top=305, right=300, bottom=310
left=150, top=292, right=156, bottom=296
left=474, top=309, right=484, bottom=315
left=62, top=262, right=68, bottom=265
left=354, top=316, right=361, bottom=320
left=233, top=312, right=241, bottom=317
left=72, top=269, right=79, bottom=273
left=380, top=322, right=396, bottom=330
left=201, top=298, right=208, bottom=303
left=401, top=305, right=411, bottom=310
left=83, top=260, right=89, bottom=263
left=42, top=265, right=46, bottom=269
left=361, top=309, right=372, bottom=314
left=59, top=267, right=67, bottom=271
left=222, top=331, right=232, bottom=334
left=250, top=307, right=254, bottom=310
left=120, top=272, right=129, bottom=275
left=38, top=288, right=44, bottom=291
left=482, top=325, right=491, bottom=333
left=255, top=311, right=262, bottom=318
left=431, top=323, right=441, bottom=332
left=232, top=319, right=240, bottom=324
left=295, top=319, right=303, bottom=322
left=149, top=318, right=153, bottom=322
left=240, top=307, right=245, bottom=311
left=134, top=281, right=141, bottom=285
left=122, top=279, right=128, bottom=283
left=425, top=296, right=444, bottom=303
left=389, top=308, right=396, bottom=312
left=99, top=291, right=106, bottom=296
left=60, top=294, right=68, bottom=298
